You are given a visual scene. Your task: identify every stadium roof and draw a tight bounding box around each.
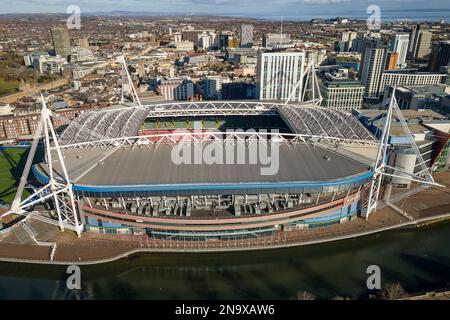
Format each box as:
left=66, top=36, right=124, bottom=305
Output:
left=35, top=143, right=372, bottom=196
left=57, top=101, right=376, bottom=147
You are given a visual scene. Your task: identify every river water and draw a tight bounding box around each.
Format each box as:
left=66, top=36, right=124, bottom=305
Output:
left=0, top=221, right=449, bottom=299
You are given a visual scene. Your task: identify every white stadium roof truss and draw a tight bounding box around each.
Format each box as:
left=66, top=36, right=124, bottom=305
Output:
left=55, top=101, right=378, bottom=150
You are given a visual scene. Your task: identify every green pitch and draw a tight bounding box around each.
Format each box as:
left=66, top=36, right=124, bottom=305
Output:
left=0, top=148, right=31, bottom=205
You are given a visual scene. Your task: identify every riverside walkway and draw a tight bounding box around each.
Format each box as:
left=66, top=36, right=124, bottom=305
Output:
left=0, top=171, right=449, bottom=266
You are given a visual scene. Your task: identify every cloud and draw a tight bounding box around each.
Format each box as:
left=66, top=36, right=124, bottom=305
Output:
left=1, top=0, right=449, bottom=14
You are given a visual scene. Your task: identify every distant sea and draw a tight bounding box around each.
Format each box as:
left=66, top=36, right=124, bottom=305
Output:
left=239, top=9, right=450, bottom=22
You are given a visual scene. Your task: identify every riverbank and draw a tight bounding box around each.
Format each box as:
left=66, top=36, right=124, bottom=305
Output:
left=1, top=171, right=449, bottom=266
left=1, top=209, right=449, bottom=266
left=2, top=219, right=450, bottom=300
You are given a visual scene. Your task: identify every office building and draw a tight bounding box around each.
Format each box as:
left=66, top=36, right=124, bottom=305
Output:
left=390, top=33, right=409, bottom=68
left=256, top=51, right=305, bottom=102
left=240, top=24, right=253, bottom=48
left=409, top=25, right=432, bottom=60
left=384, top=84, right=447, bottom=110
left=354, top=108, right=449, bottom=184
left=51, top=27, right=71, bottom=58
left=175, top=41, right=194, bottom=52
left=379, top=69, right=445, bottom=98
left=33, top=55, right=66, bottom=74
left=221, top=81, right=256, bottom=100
left=428, top=41, right=450, bottom=72
left=263, top=33, right=291, bottom=48
left=318, top=66, right=365, bottom=111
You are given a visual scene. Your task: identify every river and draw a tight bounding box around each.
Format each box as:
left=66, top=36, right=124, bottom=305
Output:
left=0, top=221, right=449, bottom=299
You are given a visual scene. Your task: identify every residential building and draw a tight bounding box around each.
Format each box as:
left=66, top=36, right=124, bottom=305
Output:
left=390, top=33, right=409, bottom=68
left=386, top=52, right=399, bottom=70
left=51, top=27, right=71, bottom=58
left=256, top=51, right=305, bottom=102
left=341, top=31, right=358, bottom=51
left=358, top=38, right=388, bottom=101
left=159, top=78, right=194, bottom=101
left=201, top=76, right=231, bottom=99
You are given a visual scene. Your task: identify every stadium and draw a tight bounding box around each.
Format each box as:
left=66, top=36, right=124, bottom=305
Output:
left=29, top=101, right=381, bottom=240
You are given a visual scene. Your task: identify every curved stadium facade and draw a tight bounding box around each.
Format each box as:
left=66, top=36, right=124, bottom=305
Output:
left=33, top=101, right=377, bottom=240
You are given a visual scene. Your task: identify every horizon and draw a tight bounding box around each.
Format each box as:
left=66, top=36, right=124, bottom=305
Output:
left=0, top=0, right=449, bottom=22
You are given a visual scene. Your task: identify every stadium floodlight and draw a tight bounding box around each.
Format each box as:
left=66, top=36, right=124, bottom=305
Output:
left=1, top=94, right=84, bottom=236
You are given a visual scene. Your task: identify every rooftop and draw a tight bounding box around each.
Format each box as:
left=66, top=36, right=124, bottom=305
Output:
left=37, top=143, right=371, bottom=195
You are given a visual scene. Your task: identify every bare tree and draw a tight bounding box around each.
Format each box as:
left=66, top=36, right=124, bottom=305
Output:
left=380, top=283, right=408, bottom=300
left=295, top=291, right=316, bottom=300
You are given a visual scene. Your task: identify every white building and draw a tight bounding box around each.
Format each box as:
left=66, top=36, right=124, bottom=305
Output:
left=256, top=51, right=305, bottom=102
left=175, top=41, right=194, bottom=52
left=358, top=38, right=388, bottom=100
left=23, top=51, right=50, bottom=67
left=379, top=69, right=445, bottom=98
left=200, top=33, right=211, bottom=50
left=390, top=33, right=409, bottom=68
left=33, top=55, right=67, bottom=74
left=202, top=76, right=231, bottom=99
left=305, top=49, right=327, bottom=66
left=341, top=31, right=358, bottom=51
left=173, top=32, right=182, bottom=44
left=159, top=78, right=194, bottom=101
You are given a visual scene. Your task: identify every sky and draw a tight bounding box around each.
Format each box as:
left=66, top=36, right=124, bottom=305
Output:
left=0, top=0, right=449, bottom=20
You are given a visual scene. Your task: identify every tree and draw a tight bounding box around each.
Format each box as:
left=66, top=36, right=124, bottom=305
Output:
left=294, top=291, right=316, bottom=300
left=380, top=283, right=408, bottom=300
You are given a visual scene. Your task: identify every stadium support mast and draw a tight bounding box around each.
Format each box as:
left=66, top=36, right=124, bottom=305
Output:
left=285, top=61, right=322, bottom=106
left=118, top=55, right=142, bottom=107
left=362, top=86, right=442, bottom=218
left=2, top=94, right=83, bottom=236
